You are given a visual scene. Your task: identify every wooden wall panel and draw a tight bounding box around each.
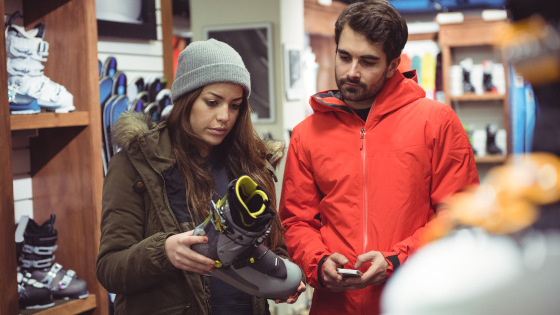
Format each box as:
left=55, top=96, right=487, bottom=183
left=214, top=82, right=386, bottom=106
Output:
left=309, top=34, right=337, bottom=92
left=304, top=0, right=346, bottom=36
left=0, top=2, right=19, bottom=313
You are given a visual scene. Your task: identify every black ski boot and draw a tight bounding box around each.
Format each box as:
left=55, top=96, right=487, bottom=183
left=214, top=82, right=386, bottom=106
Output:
left=486, top=124, right=503, bottom=155
left=483, top=60, right=498, bottom=93
left=192, top=175, right=302, bottom=299
left=18, top=270, right=54, bottom=310
left=460, top=58, right=476, bottom=94
left=16, top=215, right=89, bottom=300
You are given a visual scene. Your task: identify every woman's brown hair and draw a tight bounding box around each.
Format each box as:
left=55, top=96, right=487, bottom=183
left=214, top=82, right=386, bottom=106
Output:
left=165, top=86, right=283, bottom=250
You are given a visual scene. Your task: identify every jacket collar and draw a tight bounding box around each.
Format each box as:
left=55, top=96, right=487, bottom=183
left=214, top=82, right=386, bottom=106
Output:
left=310, top=70, right=425, bottom=120
left=112, top=111, right=176, bottom=174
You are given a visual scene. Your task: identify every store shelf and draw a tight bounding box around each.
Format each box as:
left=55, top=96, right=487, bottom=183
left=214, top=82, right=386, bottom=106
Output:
left=10, top=111, right=90, bottom=130
left=0, top=0, right=107, bottom=314
left=20, top=294, right=97, bottom=315
left=408, top=32, right=438, bottom=42
left=440, top=18, right=511, bottom=162
left=475, top=154, right=507, bottom=164
left=450, top=93, right=506, bottom=102
left=439, top=19, right=505, bottom=47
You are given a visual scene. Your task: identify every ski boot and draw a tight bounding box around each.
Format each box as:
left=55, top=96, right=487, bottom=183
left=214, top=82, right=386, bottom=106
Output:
left=460, top=58, right=476, bottom=94
left=5, top=12, right=75, bottom=113
left=192, top=175, right=302, bottom=299
left=18, top=270, right=54, bottom=310
left=486, top=124, right=503, bottom=155
left=483, top=60, right=498, bottom=93
left=16, top=215, right=89, bottom=300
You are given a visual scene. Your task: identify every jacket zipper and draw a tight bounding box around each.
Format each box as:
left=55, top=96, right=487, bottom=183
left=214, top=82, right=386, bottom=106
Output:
left=360, top=127, right=368, bottom=253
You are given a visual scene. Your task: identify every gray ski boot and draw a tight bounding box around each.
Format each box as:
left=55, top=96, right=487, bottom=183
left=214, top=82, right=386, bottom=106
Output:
left=192, top=175, right=302, bottom=299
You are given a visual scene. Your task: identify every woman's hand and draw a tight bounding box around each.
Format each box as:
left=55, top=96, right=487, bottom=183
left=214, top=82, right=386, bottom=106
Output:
left=274, top=281, right=307, bottom=304
left=164, top=230, right=216, bottom=274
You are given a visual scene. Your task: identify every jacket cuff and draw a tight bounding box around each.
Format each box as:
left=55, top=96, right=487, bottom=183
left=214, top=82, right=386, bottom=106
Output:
left=155, top=232, right=176, bottom=271
left=317, top=255, right=330, bottom=288
left=380, top=251, right=400, bottom=275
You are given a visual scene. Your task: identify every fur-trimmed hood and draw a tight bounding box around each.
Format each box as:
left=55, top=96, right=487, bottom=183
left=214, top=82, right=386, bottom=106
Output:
left=112, top=111, right=158, bottom=150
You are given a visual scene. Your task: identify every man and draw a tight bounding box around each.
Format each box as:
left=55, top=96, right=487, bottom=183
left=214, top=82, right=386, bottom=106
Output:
left=279, top=1, right=479, bottom=314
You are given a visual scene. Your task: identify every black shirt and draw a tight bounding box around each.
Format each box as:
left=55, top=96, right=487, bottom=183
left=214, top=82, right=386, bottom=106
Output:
left=354, top=107, right=371, bottom=122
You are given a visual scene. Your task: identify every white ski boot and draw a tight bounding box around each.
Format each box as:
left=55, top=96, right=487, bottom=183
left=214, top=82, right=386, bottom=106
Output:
left=192, top=175, right=302, bottom=299
left=5, top=13, right=75, bottom=112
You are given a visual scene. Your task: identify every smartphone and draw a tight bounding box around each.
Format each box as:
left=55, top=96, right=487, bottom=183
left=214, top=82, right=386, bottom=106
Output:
left=337, top=268, right=362, bottom=277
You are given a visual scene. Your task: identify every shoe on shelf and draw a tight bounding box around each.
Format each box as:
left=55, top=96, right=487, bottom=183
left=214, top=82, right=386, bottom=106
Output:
left=5, top=13, right=75, bottom=112
left=16, top=215, right=89, bottom=300
left=486, top=124, right=503, bottom=155
left=8, top=75, right=75, bottom=112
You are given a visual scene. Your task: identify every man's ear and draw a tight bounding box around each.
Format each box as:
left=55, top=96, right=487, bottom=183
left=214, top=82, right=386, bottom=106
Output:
left=386, top=56, right=401, bottom=78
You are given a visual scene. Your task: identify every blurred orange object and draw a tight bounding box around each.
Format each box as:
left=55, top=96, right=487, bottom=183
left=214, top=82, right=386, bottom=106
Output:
left=423, top=152, right=560, bottom=242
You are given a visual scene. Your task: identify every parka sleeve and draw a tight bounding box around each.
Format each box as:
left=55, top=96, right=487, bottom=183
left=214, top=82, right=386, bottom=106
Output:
left=279, top=126, right=331, bottom=289
left=96, top=152, right=177, bottom=295
left=379, top=105, right=480, bottom=275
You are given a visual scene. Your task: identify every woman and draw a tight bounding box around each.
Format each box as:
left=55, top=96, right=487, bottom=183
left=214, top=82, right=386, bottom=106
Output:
left=96, top=39, right=305, bottom=314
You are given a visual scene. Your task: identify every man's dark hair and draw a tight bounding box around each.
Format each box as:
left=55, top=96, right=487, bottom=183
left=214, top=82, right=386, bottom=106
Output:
left=335, top=0, right=408, bottom=64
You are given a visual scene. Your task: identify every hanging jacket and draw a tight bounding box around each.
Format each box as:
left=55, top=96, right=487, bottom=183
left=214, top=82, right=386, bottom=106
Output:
left=96, top=112, right=287, bottom=315
left=279, top=70, right=479, bottom=315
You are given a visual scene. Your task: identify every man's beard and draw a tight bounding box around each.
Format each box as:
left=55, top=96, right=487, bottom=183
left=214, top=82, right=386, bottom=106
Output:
left=335, top=68, right=389, bottom=103
left=336, top=77, right=368, bottom=101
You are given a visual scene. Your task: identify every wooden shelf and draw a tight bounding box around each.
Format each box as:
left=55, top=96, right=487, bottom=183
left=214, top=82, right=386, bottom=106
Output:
left=439, top=19, right=506, bottom=47
left=475, top=154, right=507, bottom=164
left=440, top=19, right=511, bottom=161
left=20, top=294, right=97, bottom=315
left=10, top=111, right=90, bottom=130
left=1, top=0, right=107, bottom=314
left=408, top=32, right=438, bottom=42
left=450, top=93, right=506, bottom=102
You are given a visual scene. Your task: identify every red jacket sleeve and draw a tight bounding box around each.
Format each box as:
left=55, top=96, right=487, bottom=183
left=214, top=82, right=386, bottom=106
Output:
left=380, top=106, right=479, bottom=275
left=279, top=126, right=331, bottom=289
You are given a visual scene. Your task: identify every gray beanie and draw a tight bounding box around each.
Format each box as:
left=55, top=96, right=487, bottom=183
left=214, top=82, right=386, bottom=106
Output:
left=171, top=38, right=251, bottom=102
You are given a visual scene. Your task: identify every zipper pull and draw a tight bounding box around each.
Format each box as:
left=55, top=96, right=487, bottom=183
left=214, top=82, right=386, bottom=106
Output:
left=360, top=128, right=365, bottom=150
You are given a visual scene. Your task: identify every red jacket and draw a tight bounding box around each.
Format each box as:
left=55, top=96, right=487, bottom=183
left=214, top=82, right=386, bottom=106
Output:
left=279, top=71, right=479, bottom=315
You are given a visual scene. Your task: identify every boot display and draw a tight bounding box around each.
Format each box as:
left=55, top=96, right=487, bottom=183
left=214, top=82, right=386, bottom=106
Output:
left=192, top=175, right=302, bottom=299
left=16, top=215, right=89, bottom=301
left=5, top=11, right=74, bottom=113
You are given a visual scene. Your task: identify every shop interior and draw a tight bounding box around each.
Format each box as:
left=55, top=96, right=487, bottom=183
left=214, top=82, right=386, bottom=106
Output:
left=2, top=0, right=559, bottom=314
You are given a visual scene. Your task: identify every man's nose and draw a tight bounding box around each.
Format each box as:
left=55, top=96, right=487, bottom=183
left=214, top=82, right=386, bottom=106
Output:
left=347, top=61, right=361, bottom=81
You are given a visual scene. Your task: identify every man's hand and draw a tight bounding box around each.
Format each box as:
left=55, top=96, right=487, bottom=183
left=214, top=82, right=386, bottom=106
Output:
left=322, top=253, right=359, bottom=291
left=321, top=251, right=388, bottom=291
left=355, top=251, right=388, bottom=286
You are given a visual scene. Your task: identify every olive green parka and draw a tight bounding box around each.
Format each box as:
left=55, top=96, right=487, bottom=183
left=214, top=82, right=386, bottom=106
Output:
left=96, top=112, right=287, bottom=314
